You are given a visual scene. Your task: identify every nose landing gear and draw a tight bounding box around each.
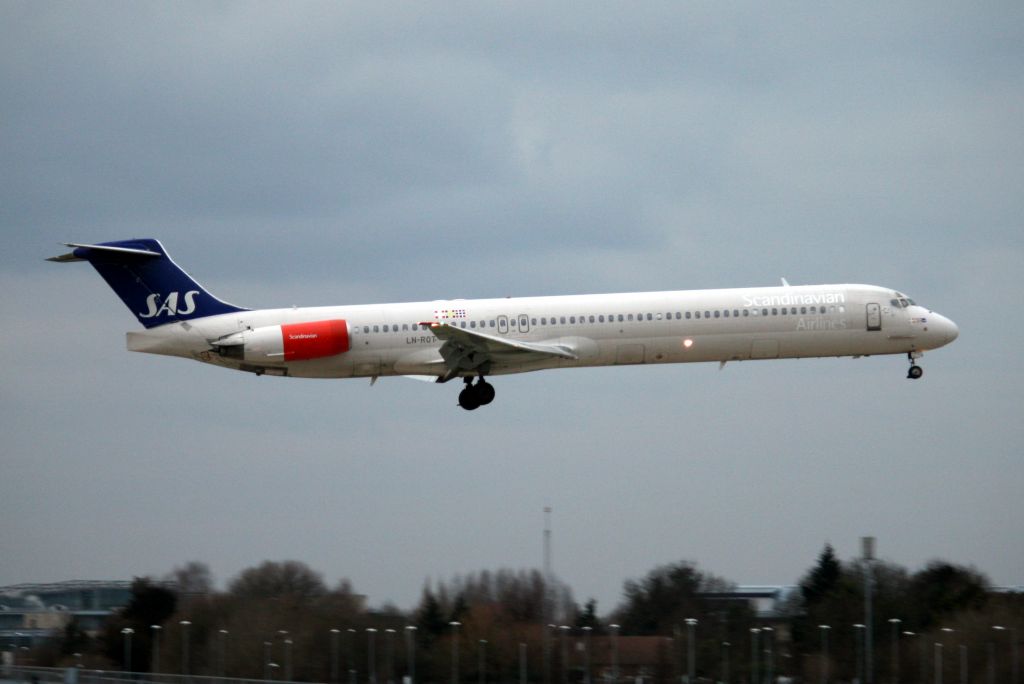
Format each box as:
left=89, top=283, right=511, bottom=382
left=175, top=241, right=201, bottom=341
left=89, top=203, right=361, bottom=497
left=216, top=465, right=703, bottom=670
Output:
left=458, top=376, right=496, bottom=410
left=907, top=351, right=924, bottom=379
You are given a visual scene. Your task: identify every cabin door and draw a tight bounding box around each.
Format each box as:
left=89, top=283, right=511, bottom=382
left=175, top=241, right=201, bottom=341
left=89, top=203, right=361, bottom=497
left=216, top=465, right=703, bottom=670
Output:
left=866, top=303, right=882, bottom=331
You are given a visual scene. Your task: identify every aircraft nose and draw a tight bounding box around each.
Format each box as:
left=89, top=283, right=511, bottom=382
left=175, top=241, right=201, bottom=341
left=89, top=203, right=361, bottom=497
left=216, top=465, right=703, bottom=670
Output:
left=932, top=313, right=959, bottom=346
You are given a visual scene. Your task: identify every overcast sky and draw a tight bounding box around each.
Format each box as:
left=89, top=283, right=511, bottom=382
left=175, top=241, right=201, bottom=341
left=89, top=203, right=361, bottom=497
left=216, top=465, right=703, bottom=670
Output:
left=2, top=2, right=1022, bottom=612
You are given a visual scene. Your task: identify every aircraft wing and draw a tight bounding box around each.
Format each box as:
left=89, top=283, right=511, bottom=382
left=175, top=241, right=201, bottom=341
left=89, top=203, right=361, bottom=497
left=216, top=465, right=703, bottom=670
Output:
left=421, top=321, right=578, bottom=380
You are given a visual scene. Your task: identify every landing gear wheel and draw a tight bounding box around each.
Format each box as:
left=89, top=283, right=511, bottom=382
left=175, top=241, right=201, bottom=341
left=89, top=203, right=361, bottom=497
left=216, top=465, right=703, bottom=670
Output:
left=907, top=351, right=924, bottom=380
left=476, top=379, right=495, bottom=405
left=457, top=376, right=495, bottom=410
left=459, top=386, right=481, bottom=410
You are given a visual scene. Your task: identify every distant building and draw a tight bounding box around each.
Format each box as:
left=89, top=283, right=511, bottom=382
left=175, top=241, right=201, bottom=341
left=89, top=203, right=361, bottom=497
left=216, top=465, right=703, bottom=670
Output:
left=0, top=581, right=134, bottom=648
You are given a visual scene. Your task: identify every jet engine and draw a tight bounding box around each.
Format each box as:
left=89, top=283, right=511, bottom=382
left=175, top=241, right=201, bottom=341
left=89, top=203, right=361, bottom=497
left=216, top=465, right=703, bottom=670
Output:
left=213, top=319, right=350, bottom=362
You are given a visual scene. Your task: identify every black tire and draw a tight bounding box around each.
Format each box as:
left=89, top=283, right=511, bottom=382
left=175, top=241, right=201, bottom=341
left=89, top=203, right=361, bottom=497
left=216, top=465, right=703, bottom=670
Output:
left=459, top=386, right=481, bottom=410
left=907, top=365, right=924, bottom=379
left=476, top=381, right=496, bottom=405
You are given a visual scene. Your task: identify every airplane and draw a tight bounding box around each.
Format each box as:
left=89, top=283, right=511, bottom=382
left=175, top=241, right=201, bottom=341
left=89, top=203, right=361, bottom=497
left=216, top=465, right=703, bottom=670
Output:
left=49, top=239, right=959, bottom=410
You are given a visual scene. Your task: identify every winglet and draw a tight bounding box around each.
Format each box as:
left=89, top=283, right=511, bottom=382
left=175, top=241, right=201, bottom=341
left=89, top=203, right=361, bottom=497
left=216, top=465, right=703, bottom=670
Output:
left=780, top=277, right=790, bottom=287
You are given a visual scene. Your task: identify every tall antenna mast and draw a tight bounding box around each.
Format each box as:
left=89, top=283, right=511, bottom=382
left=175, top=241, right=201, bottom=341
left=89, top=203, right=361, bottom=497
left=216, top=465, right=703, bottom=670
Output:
left=542, top=506, right=553, bottom=684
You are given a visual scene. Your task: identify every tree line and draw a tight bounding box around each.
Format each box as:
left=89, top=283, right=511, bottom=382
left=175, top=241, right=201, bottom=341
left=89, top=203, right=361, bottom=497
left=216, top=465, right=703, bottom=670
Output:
left=29, top=549, right=1022, bottom=683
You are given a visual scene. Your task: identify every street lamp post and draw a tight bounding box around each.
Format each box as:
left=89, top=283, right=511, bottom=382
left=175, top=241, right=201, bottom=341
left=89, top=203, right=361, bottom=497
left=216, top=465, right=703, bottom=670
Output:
left=348, top=629, right=358, bottom=684
left=559, top=627, right=569, bottom=684
left=179, top=621, right=191, bottom=683
left=888, top=619, right=901, bottom=684
left=937, top=629, right=954, bottom=684
left=405, top=626, right=417, bottom=684
left=265, top=642, right=273, bottom=680
left=750, top=629, right=760, bottom=684
left=367, top=629, right=378, bottom=684
left=284, top=639, right=293, bottom=681
left=819, top=625, right=831, bottom=684
left=721, top=642, right=731, bottom=684
left=331, top=629, right=341, bottom=684
left=854, top=624, right=866, bottom=684
left=610, top=624, right=620, bottom=684
left=219, top=629, right=229, bottom=678
left=386, top=629, right=396, bottom=684
left=685, top=619, right=697, bottom=684
left=450, top=622, right=461, bottom=684
left=582, top=627, right=592, bottom=684
left=122, top=627, right=135, bottom=675
left=762, top=626, right=774, bottom=684
left=151, top=625, right=162, bottom=675
left=993, top=626, right=1019, bottom=684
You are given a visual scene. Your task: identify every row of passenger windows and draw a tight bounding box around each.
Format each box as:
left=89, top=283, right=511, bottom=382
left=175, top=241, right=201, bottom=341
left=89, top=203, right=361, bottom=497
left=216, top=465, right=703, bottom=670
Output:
left=356, top=305, right=846, bottom=334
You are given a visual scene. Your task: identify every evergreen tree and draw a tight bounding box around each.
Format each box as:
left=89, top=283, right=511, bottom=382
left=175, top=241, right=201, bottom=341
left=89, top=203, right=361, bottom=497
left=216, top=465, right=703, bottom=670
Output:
left=800, top=543, right=842, bottom=606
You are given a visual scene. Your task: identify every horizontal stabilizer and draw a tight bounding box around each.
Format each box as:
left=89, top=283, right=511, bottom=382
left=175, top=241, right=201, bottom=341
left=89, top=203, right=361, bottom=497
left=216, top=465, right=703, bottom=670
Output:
left=47, top=242, right=162, bottom=263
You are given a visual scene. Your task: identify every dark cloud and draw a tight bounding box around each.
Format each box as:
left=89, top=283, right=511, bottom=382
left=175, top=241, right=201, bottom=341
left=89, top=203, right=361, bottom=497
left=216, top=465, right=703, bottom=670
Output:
left=2, top=2, right=1023, bottom=607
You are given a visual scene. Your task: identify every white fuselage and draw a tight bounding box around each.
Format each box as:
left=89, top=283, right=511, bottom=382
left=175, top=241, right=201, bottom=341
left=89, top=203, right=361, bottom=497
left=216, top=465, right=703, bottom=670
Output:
left=126, top=283, right=959, bottom=380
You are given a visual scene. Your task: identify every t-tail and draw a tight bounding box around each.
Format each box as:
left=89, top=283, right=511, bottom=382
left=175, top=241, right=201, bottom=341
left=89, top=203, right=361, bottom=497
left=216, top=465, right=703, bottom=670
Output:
left=48, top=239, right=248, bottom=328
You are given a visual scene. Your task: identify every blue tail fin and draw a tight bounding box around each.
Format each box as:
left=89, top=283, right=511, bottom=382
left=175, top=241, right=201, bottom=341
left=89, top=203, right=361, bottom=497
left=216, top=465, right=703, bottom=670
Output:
left=49, top=239, right=248, bottom=328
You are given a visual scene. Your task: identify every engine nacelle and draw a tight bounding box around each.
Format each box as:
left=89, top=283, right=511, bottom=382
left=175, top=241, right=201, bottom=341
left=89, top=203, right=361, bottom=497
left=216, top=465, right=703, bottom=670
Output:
left=214, top=319, right=350, bottom=363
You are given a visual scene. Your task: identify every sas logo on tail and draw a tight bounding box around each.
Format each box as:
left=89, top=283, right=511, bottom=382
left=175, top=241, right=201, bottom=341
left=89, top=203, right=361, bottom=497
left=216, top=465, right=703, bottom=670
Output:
left=139, top=290, right=200, bottom=318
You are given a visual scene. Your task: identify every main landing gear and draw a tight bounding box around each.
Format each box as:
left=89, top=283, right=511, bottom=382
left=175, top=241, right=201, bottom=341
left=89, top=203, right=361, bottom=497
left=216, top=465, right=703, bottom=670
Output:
left=458, top=376, right=495, bottom=410
left=907, top=351, right=924, bottom=380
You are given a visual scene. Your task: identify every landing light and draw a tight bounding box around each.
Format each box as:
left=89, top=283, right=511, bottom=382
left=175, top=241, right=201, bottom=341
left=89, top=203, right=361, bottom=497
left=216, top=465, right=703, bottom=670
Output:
left=682, top=338, right=694, bottom=349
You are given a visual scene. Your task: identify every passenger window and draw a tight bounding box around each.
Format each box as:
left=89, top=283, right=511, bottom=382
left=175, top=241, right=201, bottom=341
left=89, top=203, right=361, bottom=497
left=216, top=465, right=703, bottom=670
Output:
left=800, top=307, right=806, bottom=314
left=656, top=313, right=662, bottom=321
left=373, top=325, right=379, bottom=333
left=695, top=311, right=701, bottom=319
left=743, top=309, right=749, bottom=317
left=363, top=326, right=370, bottom=333
left=762, top=308, right=769, bottom=316
left=599, top=315, right=605, bottom=323
left=723, top=310, right=730, bottom=318
left=470, top=321, right=476, bottom=328
left=772, top=308, right=778, bottom=316
left=560, top=317, right=566, bottom=324
left=627, top=314, right=634, bottom=321
left=589, top=315, right=595, bottom=323
left=685, top=312, right=691, bottom=319
left=570, top=316, right=576, bottom=324
left=618, top=314, right=624, bottom=322
left=647, top=313, right=653, bottom=321
left=714, top=311, right=720, bottom=318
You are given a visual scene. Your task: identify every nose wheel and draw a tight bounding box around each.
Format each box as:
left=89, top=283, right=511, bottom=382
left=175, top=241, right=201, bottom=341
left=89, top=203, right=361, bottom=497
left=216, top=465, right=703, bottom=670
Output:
left=458, top=376, right=496, bottom=410
left=907, top=352, right=924, bottom=379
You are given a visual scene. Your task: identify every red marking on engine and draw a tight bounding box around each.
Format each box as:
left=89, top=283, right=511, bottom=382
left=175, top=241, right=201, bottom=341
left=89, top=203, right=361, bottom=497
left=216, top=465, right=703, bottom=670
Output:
left=281, top=319, right=350, bottom=361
